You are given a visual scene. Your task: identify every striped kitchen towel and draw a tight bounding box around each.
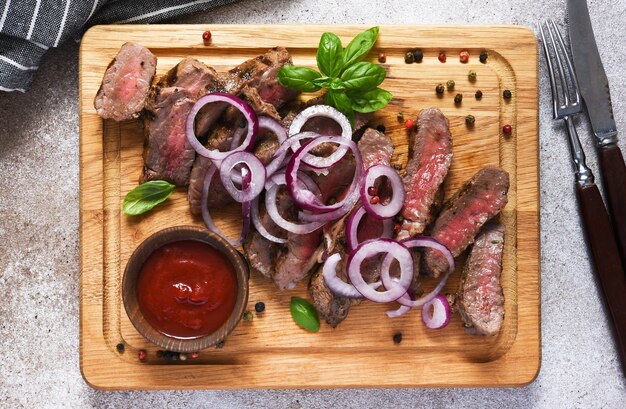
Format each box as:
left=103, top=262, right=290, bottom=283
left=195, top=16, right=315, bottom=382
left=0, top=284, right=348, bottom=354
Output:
left=0, top=0, right=237, bottom=93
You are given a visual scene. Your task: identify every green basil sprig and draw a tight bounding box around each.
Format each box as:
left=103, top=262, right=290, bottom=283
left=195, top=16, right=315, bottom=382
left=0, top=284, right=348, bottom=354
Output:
left=277, top=26, right=391, bottom=124
left=290, top=297, right=320, bottom=332
left=122, top=180, right=175, bottom=215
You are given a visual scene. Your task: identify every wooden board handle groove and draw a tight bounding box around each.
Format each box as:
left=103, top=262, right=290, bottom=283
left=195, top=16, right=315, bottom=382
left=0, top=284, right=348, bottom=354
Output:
left=599, top=144, right=626, bottom=268
left=577, top=183, right=626, bottom=373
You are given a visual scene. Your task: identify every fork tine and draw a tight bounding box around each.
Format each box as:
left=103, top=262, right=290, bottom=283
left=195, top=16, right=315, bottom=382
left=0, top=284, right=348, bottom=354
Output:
left=549, top=19, right=582, bottom=107
left=539, top=21, right=560, bottom=118
left=545, top=20, right=571, bottom=107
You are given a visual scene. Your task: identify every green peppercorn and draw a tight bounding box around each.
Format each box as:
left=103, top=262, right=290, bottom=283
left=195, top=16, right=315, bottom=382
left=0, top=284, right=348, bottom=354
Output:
left=404, top=51, right=415, bottom=64
left=454, top=93, right=463, bottom=104
left=393, top=333, right=403, bottom=344
left=479, top=52, right=488, bottom=63
left=465, top=114, right=476, bottom=126
left=468, top=70, right=477, bottom=82
left=446, top=80, right=455, bottom=90
left=435, top=84, right=445, bottom=94
left=475, top=90, right=483, bottom=99
left=243, top=310, right=253, bottom=321
left=397, top=111, right=404, bottom=122
left=503, top=89, right=512, bottom=99
left=412, top=49, right=424, bottom=63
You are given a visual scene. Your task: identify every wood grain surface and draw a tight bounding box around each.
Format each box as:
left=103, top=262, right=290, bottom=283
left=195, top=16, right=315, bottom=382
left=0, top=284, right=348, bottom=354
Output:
left=79, top=24, right=539, bottom=389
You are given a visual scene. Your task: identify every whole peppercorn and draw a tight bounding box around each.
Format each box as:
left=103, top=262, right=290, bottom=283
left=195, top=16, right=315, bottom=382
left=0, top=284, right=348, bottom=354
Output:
left=138, top=350, right=147, bottom=361
left=202, top=30, right=212, bottom=44
left=190, top=352, right=200, bottom=359
left=255, top=301, right=265, bottom=313
left=413, top=49, right=424, bottom=63
left=243, top=310, right=254, bottom=321
left=163, top=351, right=175, bottom=360
left=393, top=333, right=403, bottom=344
left=468, top=70, right=477, bottom=82
left=454, top=93, right=463, bottom=104
left=367, top=186, right=378, bottom=197
left=370, top=196, right=381, bottom=205
left=446, top=80, right=455, bottom=90
left=394, top=223, right=401, bottom=232
left=378, top=53, right=386, bottom=63
left=503, top=124, right=513, bottom=134
left=116, top=343, right=125, bottom=353
left=376, top=124, right=386, bottom=133
left=156, top=350, right=164, bottom=358
left=438, top=51, right=447, bottom=63
left=465, top=115, right=476, bottom=126
left=475, top=90, right=483, bottom=99
left=435, top=84, right=445, bottom=95
left=404, top=51, right=415, bottom=64
left=397, top=111, right=404, bottom=122
left=179, top=353, right=188, bottom=361
left=215, top=340, right=225, bottom=349
left=404, top=119, right=415, bottom=129
left=459, top=50, right=470, bottom=63
left=503, top=89, right=512, bottom=99
left=479, top=51, right=488, bottom=63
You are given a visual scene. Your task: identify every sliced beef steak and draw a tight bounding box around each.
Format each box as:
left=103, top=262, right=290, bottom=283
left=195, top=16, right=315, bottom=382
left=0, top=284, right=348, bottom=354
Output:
left=358, top=128, right=394, bottom=169
left=456, top=223, right=505, bottom=336
left=398, top=108, right=453, bottom=240
left=94, top=42, right=157, bottom=122
left=423, top=166, right=509, bottom=277
left=142, top=58, right=220, bottom=186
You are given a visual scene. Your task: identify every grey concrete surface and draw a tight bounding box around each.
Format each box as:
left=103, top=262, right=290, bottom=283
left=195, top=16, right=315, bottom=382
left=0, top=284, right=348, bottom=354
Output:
left=1, top=0, right=626, bottom=407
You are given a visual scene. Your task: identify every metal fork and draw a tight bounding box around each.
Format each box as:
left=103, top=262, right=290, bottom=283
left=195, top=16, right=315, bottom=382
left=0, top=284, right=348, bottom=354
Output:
left=540, top=19, right=626, bottom=373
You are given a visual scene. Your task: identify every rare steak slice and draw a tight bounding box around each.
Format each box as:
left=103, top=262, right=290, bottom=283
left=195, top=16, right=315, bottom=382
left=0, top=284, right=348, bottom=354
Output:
left=358, top=128, right=394, bottom=169
left=94, top=42, right=157, bottom=121
left=423, top=166, right=510, bottom=277
left=142, top=58, right=220, bottom=186
left=456, top=222, right=505, bottom=336
left=397, top=108, right=452, bottom=240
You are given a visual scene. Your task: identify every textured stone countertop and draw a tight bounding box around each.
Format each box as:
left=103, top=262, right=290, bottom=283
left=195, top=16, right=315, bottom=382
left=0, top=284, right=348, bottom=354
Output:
left=2, top=0, right=626, bottom=407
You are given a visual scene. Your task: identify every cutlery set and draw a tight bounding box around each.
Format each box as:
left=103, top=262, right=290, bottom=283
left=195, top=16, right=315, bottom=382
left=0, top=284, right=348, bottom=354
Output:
left=540, top=0, right=626, bottom=372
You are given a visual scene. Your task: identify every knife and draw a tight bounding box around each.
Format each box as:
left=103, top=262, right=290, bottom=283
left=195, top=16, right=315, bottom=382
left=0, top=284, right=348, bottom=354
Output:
left=568, top=0, right=626, bottom=267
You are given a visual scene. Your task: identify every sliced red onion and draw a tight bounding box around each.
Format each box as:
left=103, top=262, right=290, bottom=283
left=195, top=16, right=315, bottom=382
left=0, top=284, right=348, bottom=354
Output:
left=347, top=239, right=413, bottom=303
left=229, top=125, right=247, bottom=150
left=251, top=197, right=287, bottom=244
left=186, top=93, right=258, bottom=163
left=264, top=173, right=324, bottom=234
left=288, top=105, right=352, bottom=168
left=201, top=164, right=250, bottom=246
left=386, top=304, right=412, bottom=318
left=422, top=295, right=451, bottom=329
left=259, top=116, right=288, bottom=144
left=220, top=151, right=266, bottom=203
left=361, top=164, right=405, bottom=220
left=381, top=236, right=455, bottom=308
left=345, top=205, right=394, bottom=251
left=323, top=253, right=381, bottom=299
left=286, top=136, right=362, bottom=217
left=265, top=132, right=317, bottom=179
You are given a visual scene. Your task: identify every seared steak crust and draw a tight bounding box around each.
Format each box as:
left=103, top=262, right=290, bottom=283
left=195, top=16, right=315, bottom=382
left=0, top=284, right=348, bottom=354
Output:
left=423, top=166, right=509, bottom=277
left=398, top=108, right=452, bottom=240
left=94, top=42, right=156, bottom=122
left=456, top=223, right=505, bottom=336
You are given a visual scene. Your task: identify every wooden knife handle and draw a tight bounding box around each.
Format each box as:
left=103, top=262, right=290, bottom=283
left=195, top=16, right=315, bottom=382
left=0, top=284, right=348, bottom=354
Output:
left=599, top=144, right=626, bottom=265
left=577, top=183, right=626, bottom=372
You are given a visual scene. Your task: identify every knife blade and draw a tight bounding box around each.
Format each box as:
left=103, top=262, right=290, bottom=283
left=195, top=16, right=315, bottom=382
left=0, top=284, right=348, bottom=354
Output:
left=568, top=0, right=626, bottom=268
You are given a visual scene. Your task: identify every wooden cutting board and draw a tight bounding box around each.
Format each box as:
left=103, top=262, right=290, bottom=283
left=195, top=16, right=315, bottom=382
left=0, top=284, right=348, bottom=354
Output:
left=79, top=24, right=539, bottom=389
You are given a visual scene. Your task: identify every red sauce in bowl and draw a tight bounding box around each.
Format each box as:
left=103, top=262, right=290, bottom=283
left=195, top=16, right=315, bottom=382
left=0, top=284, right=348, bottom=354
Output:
left=136, top=240, right=238, bottom=339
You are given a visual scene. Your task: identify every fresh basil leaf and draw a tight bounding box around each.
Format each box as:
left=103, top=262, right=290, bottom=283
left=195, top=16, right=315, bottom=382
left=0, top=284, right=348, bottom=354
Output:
left=316, top=32, right=344, bottom=77
left=328, top=77, right=346, bottom=91
left=326, top=90, right=355, bottom=126
left=348, top=87, right=393, bottom=113
left=312, top=76, right=332, bottom=87
left=340, top=61, right=386, bottom=91
left=277, top=65, right=322, bottom=92
left=342, top=26, right=379, bottom=68
left=290, top=297, right=320, bottom=332
left=122, top=180, right=175, bottom=215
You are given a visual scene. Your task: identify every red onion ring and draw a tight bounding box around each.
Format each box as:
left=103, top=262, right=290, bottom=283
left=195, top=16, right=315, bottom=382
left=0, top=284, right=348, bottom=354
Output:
left=347, top=239, right=413, bottom=303
left=286, top=135, right=362, bottom=216
left=219, top=151, right=266, bottom=203
left=265, top=132, right=317, bottom=179
left=201, top=164, right=250, bottom=246
left=323, top=253, right=382, bottom=298
left=345, top=205, right=394, bottom=252
left=251, top=197, right=287, bottom=244
left=186, top=93, right=258, bottom=163
left=381, top=236, right=454, bottom=308
left=422, top=295, right=451, bottom=329
left=288, top=105, right=352, bottom=168
left=360, top=164, right=405, bottom=220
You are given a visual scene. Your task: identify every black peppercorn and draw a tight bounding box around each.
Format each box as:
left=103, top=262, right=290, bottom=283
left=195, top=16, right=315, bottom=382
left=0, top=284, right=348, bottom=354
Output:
left=412, top=49, right=423, bottom=62
left=435, top=84, right=445, bottom=95
left=376, top=124, right=386, bottom=133
left=215, top=340, right=225, bottom=349
left=255, top=302, right=265, bottom=313
left=479, top=52, right=488, bottom=63
left=393, top=333, right=402, bottom=344
left=454, top=93, right=463, bottom=104
left=116, top=343, right=125, bottom=353
left=404, top=52, right=415, bottom=64
left=156, top=350, right=164, bottom=358
left=465, top=114, right=476, bottom=126
left=475, top=90, right=483, bottom=100
left=397, top=111, right=404, bottom=122
left=503, top=89, right=512, bottom=99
